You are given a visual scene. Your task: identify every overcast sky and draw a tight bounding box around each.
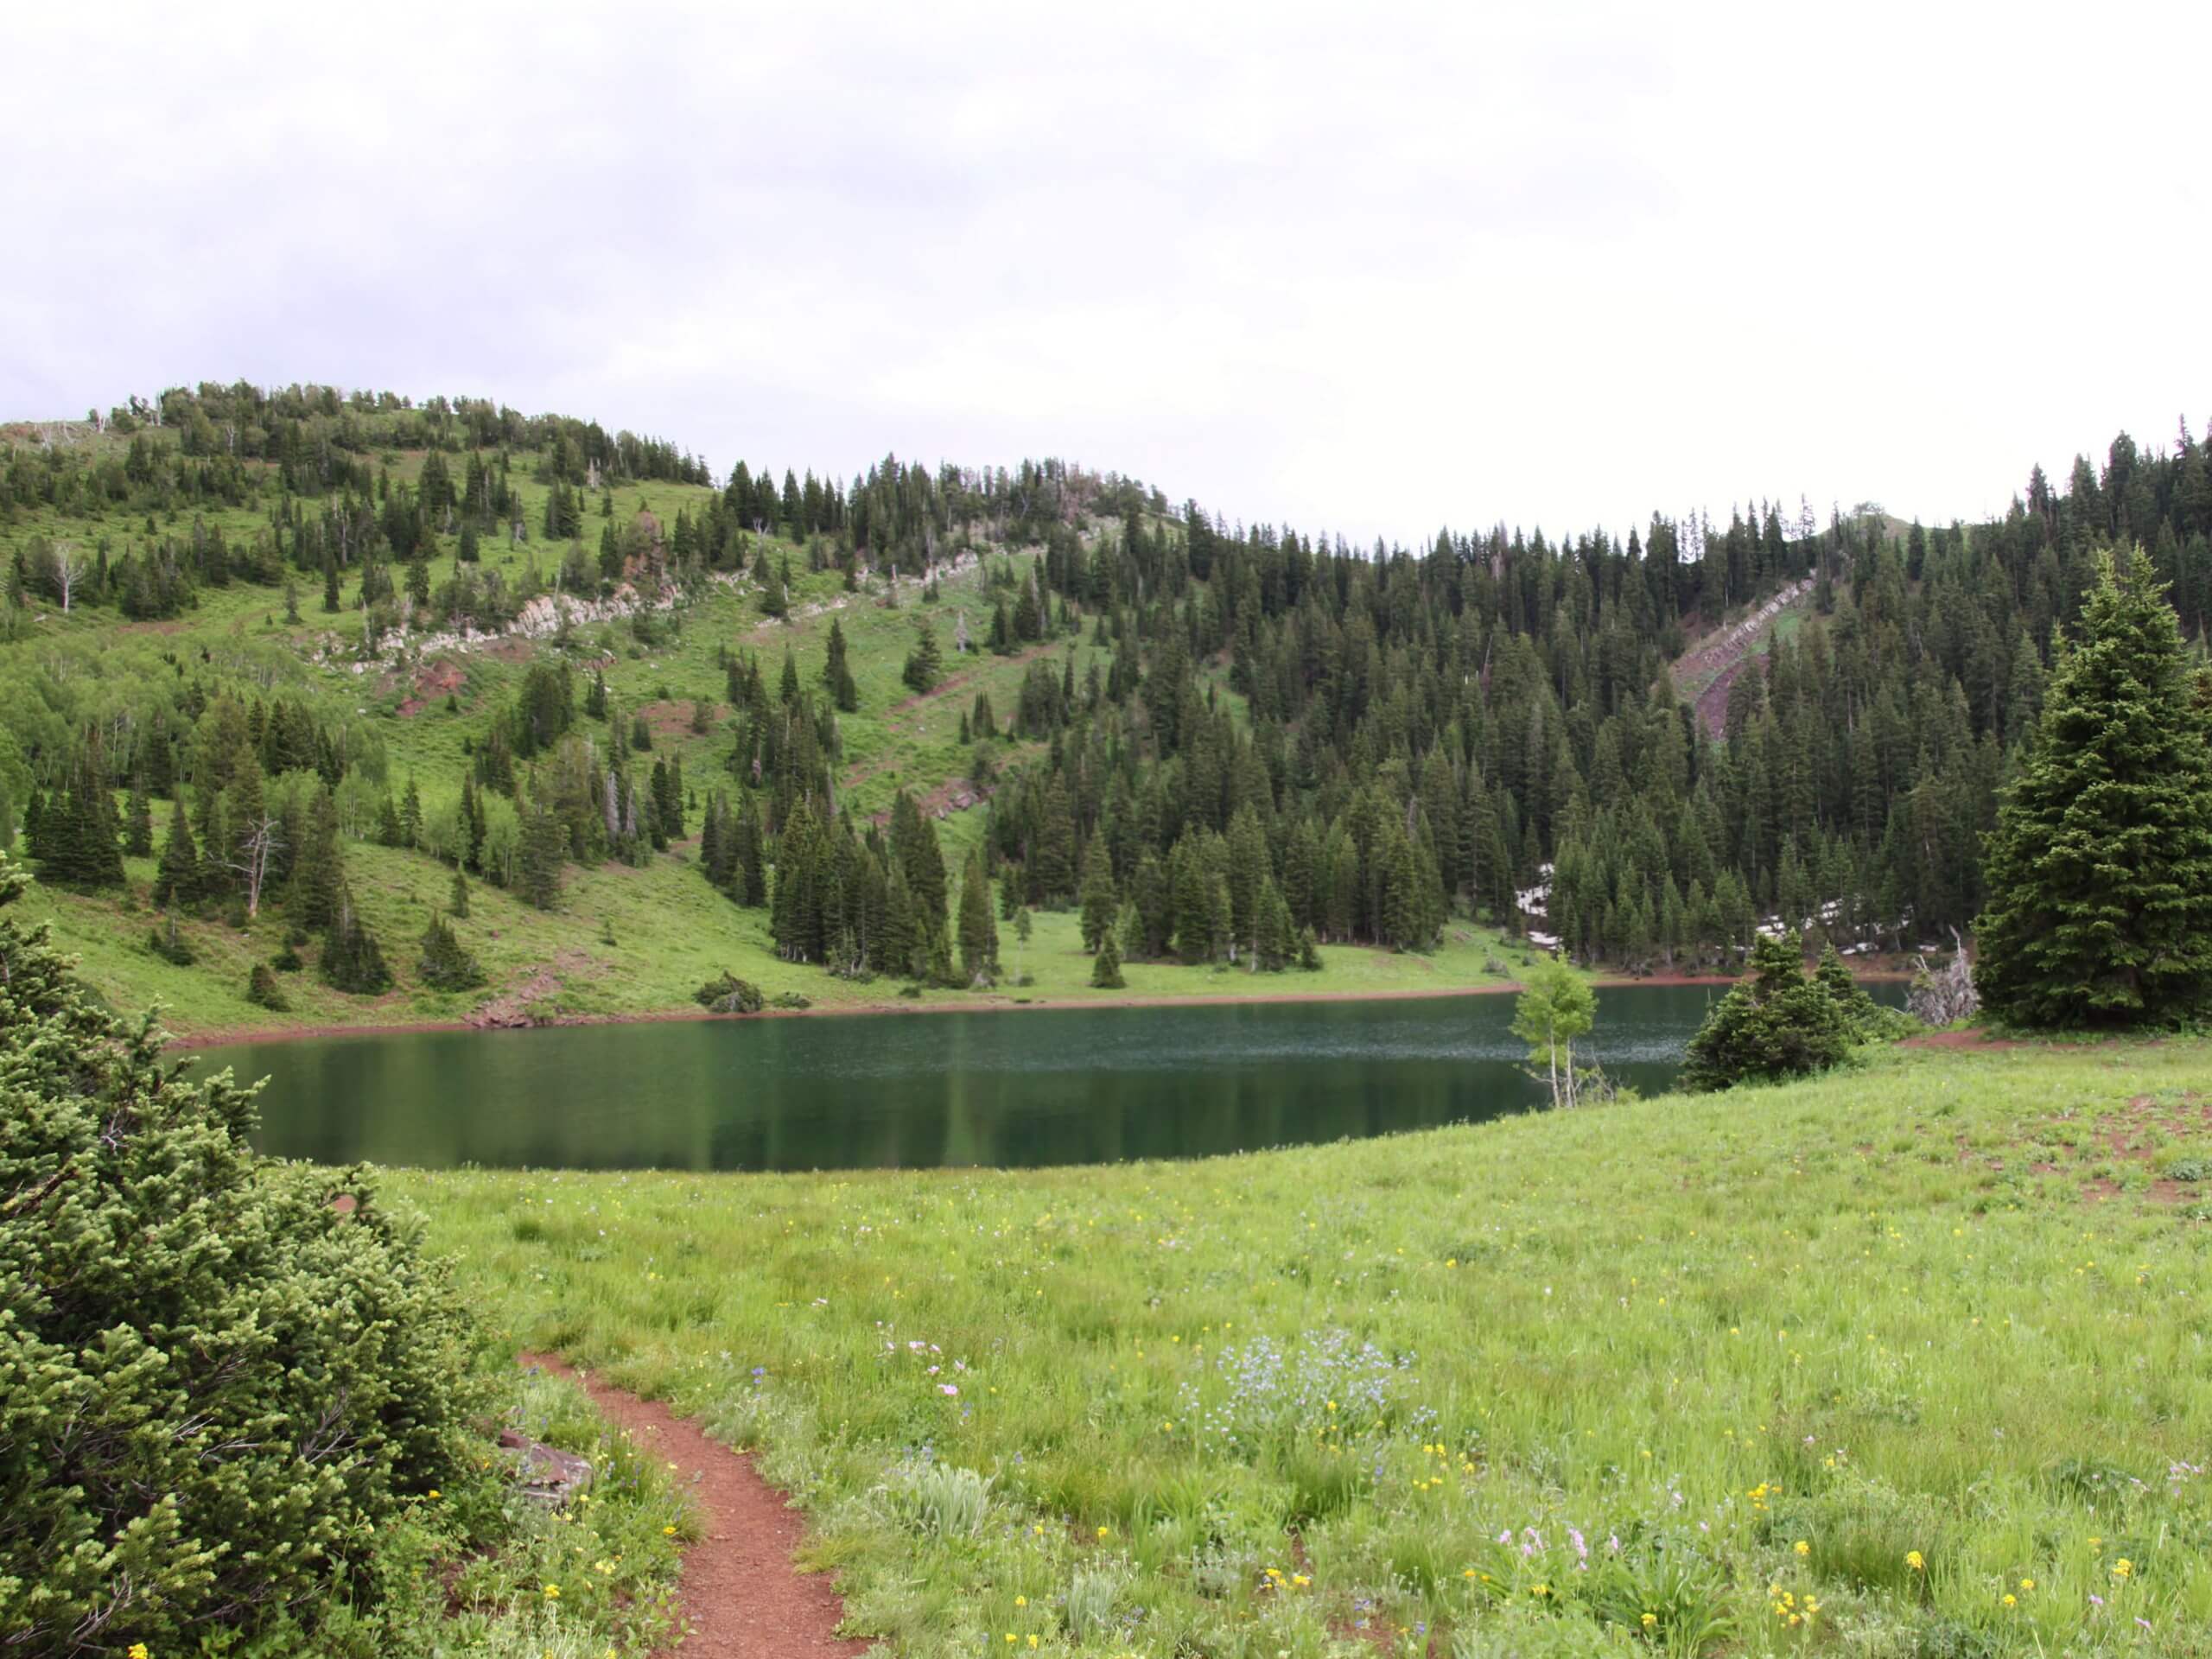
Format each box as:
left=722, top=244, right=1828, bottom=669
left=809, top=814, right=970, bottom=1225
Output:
left=8, top=2, right=2209, bottom=546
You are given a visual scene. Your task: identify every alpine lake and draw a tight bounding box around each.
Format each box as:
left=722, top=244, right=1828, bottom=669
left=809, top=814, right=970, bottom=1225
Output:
left=194, top=982, right=1907, bottom=1174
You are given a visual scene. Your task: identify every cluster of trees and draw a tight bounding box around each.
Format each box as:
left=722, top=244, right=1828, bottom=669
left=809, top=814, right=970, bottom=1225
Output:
left=641, top=420, right=2212, bottom=1001
left=9, top=673, right=511, bottom=1001
left=1661, top=548, right=2212, bottom=1090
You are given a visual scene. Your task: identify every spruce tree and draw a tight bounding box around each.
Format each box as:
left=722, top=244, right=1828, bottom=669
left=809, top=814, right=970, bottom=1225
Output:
left=1814, top=938, right=1885, bottom=1037
left=1090, top=930, right=1125, bottom=988
left=902, top=619, right=944, bottom=695
left=153, top=796, right=200, bottom=907
left=1974, top=548, right=2212, bottom=1027
left=957, top=851, right=998, bottom=984
left=288, top=788, right=343, bottom=928
left=517, top=805, right=567, bottom=911
left=1681, top=928, right=1852, bottom=1091
left=823, top=618, right=859, bottom=711
left=1078, top=839, right=1118, bottom=950
left=416, top=912, right=486, bottom=991
left=123, top=773, right=155, bottom=858
left=320, top=887, right=392, bottom=995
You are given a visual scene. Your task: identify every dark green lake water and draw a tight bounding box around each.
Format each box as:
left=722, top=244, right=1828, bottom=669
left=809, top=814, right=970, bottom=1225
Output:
left=195, top=984, right=1899, bottom=1173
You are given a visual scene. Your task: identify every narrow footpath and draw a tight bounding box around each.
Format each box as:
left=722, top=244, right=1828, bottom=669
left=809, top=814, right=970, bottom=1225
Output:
left=518, top=1353, right=868, bottom=1659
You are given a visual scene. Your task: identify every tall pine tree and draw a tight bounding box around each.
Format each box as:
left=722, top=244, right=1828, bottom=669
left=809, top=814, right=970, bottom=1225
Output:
left=1974, top=548, right=2212, bottom=1027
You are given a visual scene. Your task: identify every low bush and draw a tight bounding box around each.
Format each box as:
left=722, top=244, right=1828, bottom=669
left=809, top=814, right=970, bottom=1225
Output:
left=246, top=960, right=290, bottom=1010
left=146, top=912, right=194, bottom=964
left=693, top=971, right=764, bottom=1014
left=0, top=854, right=479, bottom=1651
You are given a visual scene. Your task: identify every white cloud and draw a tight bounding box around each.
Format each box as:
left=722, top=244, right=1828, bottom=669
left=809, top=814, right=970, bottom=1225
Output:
left=6, top=0, right=2208, bottom=545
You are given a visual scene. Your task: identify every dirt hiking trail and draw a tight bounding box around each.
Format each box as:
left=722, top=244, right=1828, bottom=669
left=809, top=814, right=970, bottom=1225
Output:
left=519, top=1352, right=868, bottom=1659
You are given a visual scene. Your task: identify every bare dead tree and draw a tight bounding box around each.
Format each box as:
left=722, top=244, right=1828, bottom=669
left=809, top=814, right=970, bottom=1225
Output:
left=1909, top=928, right=1980, bottom=1026
left=226, top=816, right=285, bottom=920
left=52, top=543, right=88, bottom=613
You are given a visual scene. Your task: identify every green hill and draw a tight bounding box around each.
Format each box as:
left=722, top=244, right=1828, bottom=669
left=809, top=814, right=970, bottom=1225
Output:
left=0, top=385, right=1532, bottom=1040
left=4, top=382, right=2207, bottom=1042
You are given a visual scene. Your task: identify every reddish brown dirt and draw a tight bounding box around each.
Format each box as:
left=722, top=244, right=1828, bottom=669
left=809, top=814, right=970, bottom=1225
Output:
left=398, top=659, right=467, bottom=716
left=640, top=698, right=723, bottom=737
left=518, top=1352, right=866, bottom=1659
left=1671, top=580, right=1814, bottom=739
left=887, top=639, right=1058, bottom=715
left=1694, top=654, right=1756, bottom=741
left=1898, top=1028, right=2029, bottom=1050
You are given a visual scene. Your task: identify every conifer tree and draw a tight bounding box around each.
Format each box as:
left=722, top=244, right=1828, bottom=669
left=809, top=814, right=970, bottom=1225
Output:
left=957, top=851, right=998, bottom=984
left=417, top=912, right=486, bottom=990
left=449, top=866, right=471, bottom=918
left=153, top=796, right=200, bottom=907
left=1681, top=928, right=1851, bottom=1091
left=1078, top=839, right=1118, bottom=950
left=36, top=731, right=124, bottom=889
left=321, top=887, right=392, bottom=995
left=1814, top=938, right=1885, bottom=1037
left=1974, top=548, right=2212, bottom=1027
left=902, top=618, right=944, bottom=694
left=123, top=772, right=154, bottom=858
left=823, top=618, right=859, bottom=710
left=517, top=804, right=567, bottom=910
left=1090, top=929, right=1125, bottom=988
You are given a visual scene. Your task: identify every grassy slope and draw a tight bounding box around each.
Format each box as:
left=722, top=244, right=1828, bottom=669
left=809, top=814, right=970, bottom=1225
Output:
left=397, top=1040, right=2212, bottom=1657
left=3, top=432, right=1533, bottom=1041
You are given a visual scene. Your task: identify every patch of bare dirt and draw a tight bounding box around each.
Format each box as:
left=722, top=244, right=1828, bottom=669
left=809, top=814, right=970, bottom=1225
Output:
left=518, top=1353, right=866, bottom=1659
left=639, top=698, right=720, bottom=738
left=1673, top=579, right=1813, bottom=739
left=469, top=950, right=598, bottom=1029
left=398, top=658, right=467, bottom=716
left=888, top=639, right=1058, bottom=715
left=1898, top=1028, right=2029, bottom=1050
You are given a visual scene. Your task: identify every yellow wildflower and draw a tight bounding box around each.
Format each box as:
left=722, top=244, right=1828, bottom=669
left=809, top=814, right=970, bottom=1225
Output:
left=1906, top=1550, right=1925, bottom=1572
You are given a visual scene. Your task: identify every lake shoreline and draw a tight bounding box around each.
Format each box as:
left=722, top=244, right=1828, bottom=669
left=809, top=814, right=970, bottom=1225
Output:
left=165, top=968, right=1912, bottom=1052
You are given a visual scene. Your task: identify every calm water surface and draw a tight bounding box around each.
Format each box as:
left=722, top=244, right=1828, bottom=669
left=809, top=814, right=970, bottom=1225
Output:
left=195, top=984, right=1898, bottom=1173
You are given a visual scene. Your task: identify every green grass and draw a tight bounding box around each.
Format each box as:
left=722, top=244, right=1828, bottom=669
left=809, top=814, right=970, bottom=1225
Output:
left=289, top=1363, right=694, bottom=1658
left=29, top=849, right=1534, bottom=1040
left=391, top=1039, right=2212, bottom=1656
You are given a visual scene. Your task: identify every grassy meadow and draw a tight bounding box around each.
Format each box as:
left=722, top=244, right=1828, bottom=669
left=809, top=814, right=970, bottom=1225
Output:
left=392, top=1039, right=2212, bottom=1657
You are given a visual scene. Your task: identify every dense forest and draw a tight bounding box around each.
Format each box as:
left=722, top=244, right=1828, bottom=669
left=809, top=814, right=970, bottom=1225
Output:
left=5, top=380, right=2209, bottom=1008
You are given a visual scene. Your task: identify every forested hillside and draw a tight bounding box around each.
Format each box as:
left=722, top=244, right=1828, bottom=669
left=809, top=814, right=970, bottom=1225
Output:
left=3, top=382, right=2207, bottom=1038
